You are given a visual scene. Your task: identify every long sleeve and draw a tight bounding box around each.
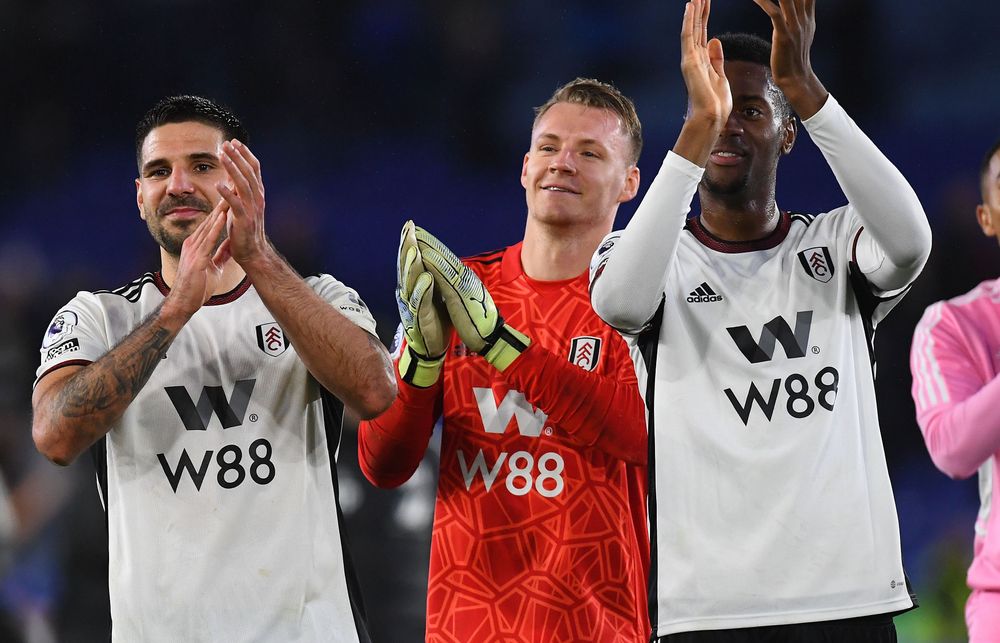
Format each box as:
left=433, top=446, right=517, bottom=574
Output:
left=910, top=300, right=1000, bottom=479
left=502, top=341, right=647, bottom=465
left=590, top=152, right=704, bottom=333
left=357, top=350, right=441, bottom=488
left=802, top=95, right=931, bottom=291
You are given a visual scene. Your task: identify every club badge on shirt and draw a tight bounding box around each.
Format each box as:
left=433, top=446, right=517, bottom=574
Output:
left=797, top=246, right=835, bottom=283
left=256, top=322, right=289, bottom=357
left=568, top=336, right=601, bottom=372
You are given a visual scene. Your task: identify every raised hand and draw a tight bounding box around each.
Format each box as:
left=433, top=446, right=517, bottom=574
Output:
left=673, top=0, right=731, bottom=166
left=752, top=0, right=828, bottom=118
left=216, top=139, right=269, bottom=266
left=396, top=221, right=451, bottom=387
left=681, top=0, right=731, bottom=127
left=162, top=199, right=232, bottom=321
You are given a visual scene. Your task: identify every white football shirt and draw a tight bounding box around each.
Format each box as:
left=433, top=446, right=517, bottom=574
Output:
left=36, top=272, right=376, bottom=643
left=589, top=95, right=927, bottom=636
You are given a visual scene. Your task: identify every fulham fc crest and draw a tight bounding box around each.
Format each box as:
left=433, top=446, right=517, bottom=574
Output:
left=797, top=246, right=835, bottom=283
left=568, top=336, right=602, bottom=372
left=256, top=322, right=290, bottom=357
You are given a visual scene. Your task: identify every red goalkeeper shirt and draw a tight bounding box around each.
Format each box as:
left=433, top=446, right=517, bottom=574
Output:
left=359, top=242, right=649, bottom=643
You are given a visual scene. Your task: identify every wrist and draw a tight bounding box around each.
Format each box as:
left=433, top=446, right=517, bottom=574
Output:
left=235, top=241, right=280, bottom=278
left=156, top=299, right=192, bottom=333
left=482, top=325, right=531, bottom=373
left=779, top=75, right=828, bottom=120
left=397, top=347, right=444, bottom=388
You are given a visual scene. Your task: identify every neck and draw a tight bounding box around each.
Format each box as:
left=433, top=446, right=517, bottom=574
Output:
left=520, top=216, right=613, bottom=281
left=698, top=186, right=779, bottom=242
left=159, top=249, right=246, bottom=295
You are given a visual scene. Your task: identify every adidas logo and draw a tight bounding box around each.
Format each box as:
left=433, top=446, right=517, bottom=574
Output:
left=686, top=282, right=724, bottom=303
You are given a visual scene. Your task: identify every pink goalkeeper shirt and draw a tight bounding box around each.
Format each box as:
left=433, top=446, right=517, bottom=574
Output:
left=911, top=277, right=1000, bottom=592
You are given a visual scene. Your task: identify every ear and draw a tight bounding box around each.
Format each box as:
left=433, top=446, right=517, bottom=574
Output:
left=520, top=153, right=530, bottom=190
left=976, top=203, right=996, bottom=237
left=780, top=117, right=797, bottom=155
left=618, top=165, right=641, bottom=203
left=136, top=178, right=146, bottom=220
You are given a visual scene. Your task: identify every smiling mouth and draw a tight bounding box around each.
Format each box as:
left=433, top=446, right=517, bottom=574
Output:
left=709, top=150, right=745, bottom=166
left=542, top=186, right=579, bottom=194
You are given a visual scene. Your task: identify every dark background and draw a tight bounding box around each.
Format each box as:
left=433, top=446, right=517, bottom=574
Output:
left=0, top=1, right=996, bottom=641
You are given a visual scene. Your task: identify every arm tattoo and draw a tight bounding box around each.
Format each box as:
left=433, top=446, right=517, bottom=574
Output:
left=57, top=311, right=175, bottom=423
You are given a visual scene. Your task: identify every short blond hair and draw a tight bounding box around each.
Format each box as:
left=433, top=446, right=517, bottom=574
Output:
left=533, top=77, right=642, bottom=165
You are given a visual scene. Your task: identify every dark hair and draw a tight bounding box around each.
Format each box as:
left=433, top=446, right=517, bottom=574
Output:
left=715, top=32, right=792, bottom=120
left=979, top=139, right=1000, bottom=200
left=135, top=95, right=247, bottom=169
left=533, top=77, right=643, bottom=165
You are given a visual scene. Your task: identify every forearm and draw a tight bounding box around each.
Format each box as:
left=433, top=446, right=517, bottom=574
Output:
left=803, top=95, right=931, bottom=289
left=243, top=248, right=396, bottom=418
left=919, top=373, right=1000, bottom=480
left=502, top=343, right=646, bottom=465
left=357, top=372, right=439, bottom=488
left=32, top=304, right=182, bottom=465
left=591, top=152, right=703, bottom=332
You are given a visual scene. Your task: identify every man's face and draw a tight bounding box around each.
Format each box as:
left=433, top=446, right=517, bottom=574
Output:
left=135, top=121, right=229, bottom=256
left=521, top=102, right=639, bottom=227
left=977, top=150, right=1000, bottom=245
left=701, top=61, right=795, bottom=198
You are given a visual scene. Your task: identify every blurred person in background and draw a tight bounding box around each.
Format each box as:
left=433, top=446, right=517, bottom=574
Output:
left=358, top=78, right=650, bottom=642
left=590, top=0, right=930, bottom=640
left=910, top=139, right=1000, bottom=642
left=29, top=95, right=395, bottom=642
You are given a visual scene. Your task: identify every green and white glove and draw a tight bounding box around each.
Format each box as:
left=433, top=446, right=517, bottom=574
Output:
left=414, top=226, right=531, bottom=372
left=396, top=221, right=450, bottom=387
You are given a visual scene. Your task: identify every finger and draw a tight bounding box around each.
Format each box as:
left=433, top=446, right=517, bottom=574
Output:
left=232, top=140, right=265, bottom=196
left=227, top=141, right=264, bottom=203
left=216, top=182, right=248, bottom=220
left=702, top=0, right=711, bottom=48
left=751, top=0, right=783, bottom=23
left=201, top=205, right=229, bottom=252
left=220, top=145, right=255, bottom=210
left=401, top=246, right=423, bottom=297
left=680, top=2, right=693, bottom=54
left=211, top=236, right=232, bottom=268
left=708, top=37, right=726, bottom=79
left=185, top=204, right=222, bottom=250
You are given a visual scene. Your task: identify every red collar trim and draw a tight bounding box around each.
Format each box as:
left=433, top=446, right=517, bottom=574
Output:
left=687, top=211, right=791, bottom=253
left=153, top=272, right=252, bottom=305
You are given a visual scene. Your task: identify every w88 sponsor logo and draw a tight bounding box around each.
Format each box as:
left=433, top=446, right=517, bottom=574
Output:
left=456, top=449, right=565, bottom=498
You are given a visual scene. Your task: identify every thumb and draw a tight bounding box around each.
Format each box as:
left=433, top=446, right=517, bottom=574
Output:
left=708, top=38, right=725, bottom=78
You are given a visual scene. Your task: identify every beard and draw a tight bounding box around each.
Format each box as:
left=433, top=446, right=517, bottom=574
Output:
left=700, top=169, right=749, bottom=196
left=144, top=195, right=213, bottom=256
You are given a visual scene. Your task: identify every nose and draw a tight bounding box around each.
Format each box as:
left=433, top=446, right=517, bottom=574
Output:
left=548, top=148, right=576, bottom=174
left=720, top=110, right=744, bottom=136
left=166, top=168, right=195, bottom=196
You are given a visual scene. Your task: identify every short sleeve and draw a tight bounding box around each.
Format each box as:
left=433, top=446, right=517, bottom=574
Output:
left=35, top=291, right=110, bottom=386
left=308, top=274, right=378, bottom=337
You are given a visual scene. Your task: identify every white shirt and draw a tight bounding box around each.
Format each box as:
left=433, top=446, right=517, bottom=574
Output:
left=36, top=272, right=376, bottom=643
left=590, top=95, right=929, bottom=636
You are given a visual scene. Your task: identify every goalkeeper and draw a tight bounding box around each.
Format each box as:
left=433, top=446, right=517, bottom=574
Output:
left=358, top=78, right=650, bottom=643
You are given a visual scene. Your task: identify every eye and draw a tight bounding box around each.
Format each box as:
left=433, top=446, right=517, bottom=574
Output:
left=539, top=144, right=557, bottom=153
left=147, top=168, right=169, bottom=178
left=743, top=107, right=763, bottom=119
left=194, top=162, right=214, bottom=172
left=581, top=150, right=600, bottom=159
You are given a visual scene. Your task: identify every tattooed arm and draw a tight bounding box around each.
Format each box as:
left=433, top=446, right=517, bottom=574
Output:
left=32, top=202, right=233, bottom=466
left=32, top=308, right=181, bottom=465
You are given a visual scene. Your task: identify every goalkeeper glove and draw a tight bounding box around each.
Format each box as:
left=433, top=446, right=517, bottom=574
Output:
left=414, top=226, right=531, bottom=372
left=396, top=221, right=450, bottom=387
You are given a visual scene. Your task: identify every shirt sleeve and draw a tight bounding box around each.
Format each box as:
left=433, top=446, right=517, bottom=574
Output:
left=35, top=292, right=109, bottom=386
left=589, top=151, right=704, bottom=334
left=309, top=274, right=378, bottom=337
left=910, top=301, right=1000, bottom=479
left=501, top=341, right=647, bottom=465
left=357, top=336, right=441, bottom=488
left=802, top=95, right=931, bottom=293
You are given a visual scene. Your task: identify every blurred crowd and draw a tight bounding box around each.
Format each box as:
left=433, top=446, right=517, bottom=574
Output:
left=2, top=0, right=999, bottom=641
